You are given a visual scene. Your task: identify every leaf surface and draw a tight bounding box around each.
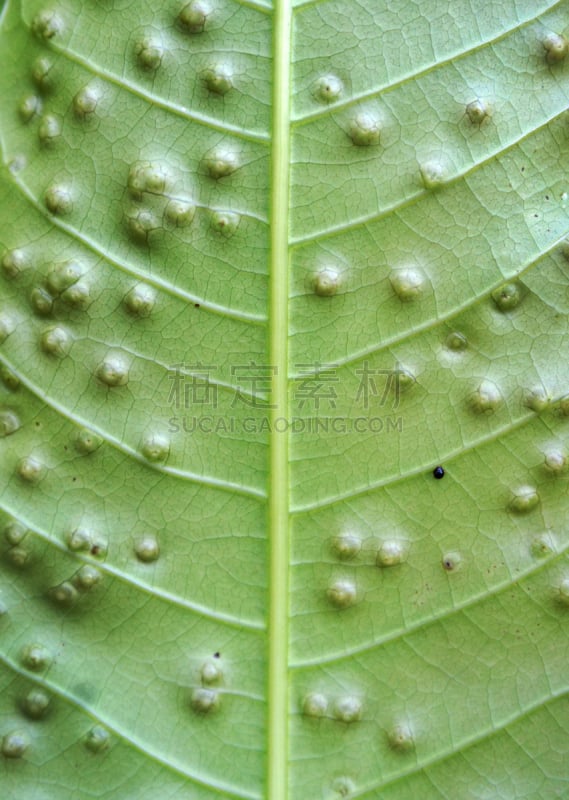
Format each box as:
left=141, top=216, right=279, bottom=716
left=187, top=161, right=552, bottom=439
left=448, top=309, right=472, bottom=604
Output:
left=1, top=1, right=569, bottom=798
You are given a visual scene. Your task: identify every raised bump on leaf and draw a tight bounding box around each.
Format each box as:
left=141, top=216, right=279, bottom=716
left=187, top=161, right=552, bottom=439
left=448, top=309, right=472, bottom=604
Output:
left=419, top=157, right=449, bottom=189
left=65, top=526, right=93, bottom=552
left=348, top=112, right=381, bottom=146
left=21, top=689, right=51, bottom=720
left=96, top=353, right=129, bottom=387
left=330, top=777, right=356, bottom=798
left=140, top=432, right=170, bottom=462
left=203, top=146, right=240, bottom=179
left=556, top=576, right=569, bottom=606
left=524, top=387, right=551, bottom=413
left=44, top=183, right=73, bottom=216
left=17, top=456, right=45, bottom=484
left=331, top=532, right=361, bottom=560
left=32, top=8, right=63, bottom=40
left=543, top=449, right=567, bottom=474
left=1, top=248, right=28, bottom=279
left=18, top=94, right=41, bottom=122
left=492, top=282, right=522, bottom=311
left=38, top=114, right=61, bottom=147
left=49, top=581, right=79, bottom=608
left=61, top=281, right=90, bottom=309
left=442, top=552, right=462, bottom=572
left=31, top=56, right=55, bottom=93
left=390, top=268, right=426, bottom=302
left=46, top=260, right=84, bottom=295
left=302, top=692, right=328, bottom=718
left=73, top=565, right=102, bottom=591
left=201, top=658, right=223, bottom=685
left=210, top=210, right=240, bottom=238
left=30, top=286, right=54, bottom=316
left=387, top=720, right=415, bottom=752
left=125, top=207, right=159, bottom=243
left=1, top=730, right=28, bottom=759
left=312, top=267, right=341, bottom=297
left=84, top=725, right=110, bottom=753
left=127, top=161, right=170, bottom=200
left=509, top=485, right=540, bottom=513
left=5, top=546, right=31, bottom=569
left=73, top=83, right=101, bottom=118
left=376, top=539, right=408, bottom=567
left=123, top=283, right=156, bottom=317
left=0, top=312, right=15, bottom=342
left=20, top=643, right=52, bottom=671
left=466, top=98, right=490, bottom=124
left=543, top=32, right=569, bottom=64
left=203, top=63, right=234, bottom=95
left=0, top=365, right=20, bottom=391
left=135, top=37, right=164, bottom=71
left=469, top=380, right=503, bottom=414
left=313, top=74, right=343, bottom=103
left=134, top=535, right=160, bottom=563
left=40, top=325, right=72, bottom=358
left=191, top=688, right=220, bottom=713
left=178, top=1, right=211, bottom=34
left=333, top=696, right=362, bottom=723
left=531, top=532, right=556, bottom=558
left=74, top=429, right=103, bottom=455
left=327, top=577, right=357, bottom=608
left=164, top=200, right=195, bottom=227
left=0, top=410, right=20, bottom=437
left=3, top=520, right=26, bottom=545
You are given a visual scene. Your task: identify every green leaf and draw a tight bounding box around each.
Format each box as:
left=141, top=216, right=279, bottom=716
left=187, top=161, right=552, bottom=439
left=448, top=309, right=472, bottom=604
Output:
left=2, top=0, right=569, bottom=797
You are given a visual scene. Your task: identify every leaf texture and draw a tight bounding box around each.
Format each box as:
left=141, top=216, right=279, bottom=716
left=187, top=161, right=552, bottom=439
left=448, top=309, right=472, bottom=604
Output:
left=2, top=1, right=569, bottom=798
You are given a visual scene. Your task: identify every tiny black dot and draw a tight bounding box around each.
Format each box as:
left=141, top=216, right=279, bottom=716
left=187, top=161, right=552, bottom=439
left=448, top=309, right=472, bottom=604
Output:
left=213, top=652, right=220, bottom=659
left=433, top=466, right=445, bottom=479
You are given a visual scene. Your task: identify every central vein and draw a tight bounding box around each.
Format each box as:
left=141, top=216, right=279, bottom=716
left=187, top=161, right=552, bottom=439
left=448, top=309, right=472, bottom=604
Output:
left=267, top=1, right=292, bottom=798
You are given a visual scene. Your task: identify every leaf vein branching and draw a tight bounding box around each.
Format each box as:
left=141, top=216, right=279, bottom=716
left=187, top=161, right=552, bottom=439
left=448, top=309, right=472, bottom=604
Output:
left=291, top=0, right=563, bottom=125
left=0, top=353, right=267, bottom=501
left=49, top=42, right=270, bottom=145
left=0, top=652, right=262, bottom=800
left=6, top=171, right=267, bottom=325
left=290, top=535, right=569, bottom=668
left=291, top=398, right=565, bottom=513
left=0, top=501, right=266, bottom=630
left=347, top=688, right=569, bottom=799
left=85, top=334, right=264, bottom=403
left=290, top=104, right=569, bottom=247
left=289, top=229, right=569, bottom=378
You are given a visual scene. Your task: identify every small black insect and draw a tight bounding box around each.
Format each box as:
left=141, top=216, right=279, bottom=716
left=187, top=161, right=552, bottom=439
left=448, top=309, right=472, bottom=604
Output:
left=433, top=465, right=445, bottom=479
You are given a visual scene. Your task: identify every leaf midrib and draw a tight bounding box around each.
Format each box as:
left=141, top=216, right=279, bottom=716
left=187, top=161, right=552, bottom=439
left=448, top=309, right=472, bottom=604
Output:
left=268, top=2, right=292, bottom=799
